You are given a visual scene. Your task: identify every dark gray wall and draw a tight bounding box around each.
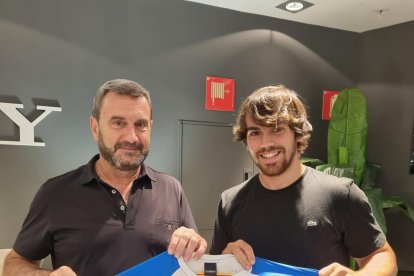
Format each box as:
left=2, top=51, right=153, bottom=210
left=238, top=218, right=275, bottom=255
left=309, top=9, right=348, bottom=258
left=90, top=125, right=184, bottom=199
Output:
left=357, top=21, right=414, bottom=271
left=0, top=0, right=411, bottom=271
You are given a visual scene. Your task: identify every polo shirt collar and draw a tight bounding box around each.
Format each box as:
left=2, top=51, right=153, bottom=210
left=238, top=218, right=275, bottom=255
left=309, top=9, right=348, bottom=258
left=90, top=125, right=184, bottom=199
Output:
left=81, top=154, right=157, bottom=185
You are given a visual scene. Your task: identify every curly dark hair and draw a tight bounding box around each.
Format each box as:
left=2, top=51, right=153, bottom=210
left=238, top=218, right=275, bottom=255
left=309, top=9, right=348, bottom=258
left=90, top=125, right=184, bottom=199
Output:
left=233, top=85, right=313, bottom=154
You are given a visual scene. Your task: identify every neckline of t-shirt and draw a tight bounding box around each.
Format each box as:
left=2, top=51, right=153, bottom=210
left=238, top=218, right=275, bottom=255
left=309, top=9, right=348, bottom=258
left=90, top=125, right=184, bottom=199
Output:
left=254, top=166, right=308, bottom=193
left=176, top=254, right=252, bottom=276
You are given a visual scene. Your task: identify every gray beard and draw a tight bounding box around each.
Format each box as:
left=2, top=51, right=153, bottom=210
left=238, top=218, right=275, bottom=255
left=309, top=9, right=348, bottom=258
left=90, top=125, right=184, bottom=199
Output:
left=98, top=136, right=149, bottom=171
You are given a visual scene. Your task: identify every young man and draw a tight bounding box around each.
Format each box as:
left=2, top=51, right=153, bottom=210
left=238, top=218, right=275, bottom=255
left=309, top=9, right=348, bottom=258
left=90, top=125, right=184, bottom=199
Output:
left=4, top=79, right=206, bottom=276
left=210, top=85, right=397, bottom=275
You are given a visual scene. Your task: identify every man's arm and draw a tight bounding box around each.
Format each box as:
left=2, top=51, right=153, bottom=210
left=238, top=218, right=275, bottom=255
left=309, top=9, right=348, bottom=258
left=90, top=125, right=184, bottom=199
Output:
left=319, top=241, right=397, bottom=276
left=3, top=250, right=76, bottom=276
left=355, top=241, right=397, bottom=276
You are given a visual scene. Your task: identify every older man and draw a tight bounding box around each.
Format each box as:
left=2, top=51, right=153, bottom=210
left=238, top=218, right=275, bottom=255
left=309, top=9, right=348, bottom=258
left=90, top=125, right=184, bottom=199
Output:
left=4, top=79, right=206, bottom=276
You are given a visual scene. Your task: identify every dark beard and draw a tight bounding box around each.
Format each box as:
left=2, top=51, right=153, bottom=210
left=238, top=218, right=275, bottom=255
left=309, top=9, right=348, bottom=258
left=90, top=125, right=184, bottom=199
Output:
left=254, top=146, right=295, bottom=177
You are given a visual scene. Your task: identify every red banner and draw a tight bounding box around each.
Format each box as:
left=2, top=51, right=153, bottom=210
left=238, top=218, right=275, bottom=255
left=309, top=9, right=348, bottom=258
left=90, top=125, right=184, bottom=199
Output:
left=322, top=90, right=340, bottom=120
left=205, top=76, right=235, bottom=111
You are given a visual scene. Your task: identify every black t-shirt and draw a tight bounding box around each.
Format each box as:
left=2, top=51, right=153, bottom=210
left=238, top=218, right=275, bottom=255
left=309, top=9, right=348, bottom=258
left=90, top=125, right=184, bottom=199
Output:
left=13, top=155, right=197, bottom=276
left=210, top=166, right=385, bottom=269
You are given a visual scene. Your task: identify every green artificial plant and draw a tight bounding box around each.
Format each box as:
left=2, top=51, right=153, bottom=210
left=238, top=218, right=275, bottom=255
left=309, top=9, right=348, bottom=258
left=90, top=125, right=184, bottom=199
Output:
left=301, top=88, right=414, bottom=234
left=327, top=88, right=367, bottom=185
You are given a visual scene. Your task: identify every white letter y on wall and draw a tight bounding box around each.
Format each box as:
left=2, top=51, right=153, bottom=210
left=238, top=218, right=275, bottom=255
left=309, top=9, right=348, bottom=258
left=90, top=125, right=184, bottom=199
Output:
left=0, top=102, right=62, bottom=146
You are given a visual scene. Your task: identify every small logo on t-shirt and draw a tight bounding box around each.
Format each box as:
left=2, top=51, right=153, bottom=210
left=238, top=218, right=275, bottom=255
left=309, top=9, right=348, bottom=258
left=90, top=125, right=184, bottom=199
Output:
left=307, top=220, right=318, bottom=227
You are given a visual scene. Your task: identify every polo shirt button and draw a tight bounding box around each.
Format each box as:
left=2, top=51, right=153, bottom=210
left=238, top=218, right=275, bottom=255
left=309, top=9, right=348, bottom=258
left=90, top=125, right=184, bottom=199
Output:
left=111, top=190, right=116, bottom=194
left=120, top=206, right=125, bottom=211
left=167, top=225, right=172, bottom=230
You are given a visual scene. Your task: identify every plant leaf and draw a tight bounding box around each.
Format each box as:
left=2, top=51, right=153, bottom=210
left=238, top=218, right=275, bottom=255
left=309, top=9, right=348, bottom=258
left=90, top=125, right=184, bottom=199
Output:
left=328, top=88, right=368, bottom=185
left=382, top=195, right=414, bottom=222
left=360, top=161, right=381, bottom=190
left=300, top=157, right=325, bottom=169
left=316, top=164, right=355, bottom=179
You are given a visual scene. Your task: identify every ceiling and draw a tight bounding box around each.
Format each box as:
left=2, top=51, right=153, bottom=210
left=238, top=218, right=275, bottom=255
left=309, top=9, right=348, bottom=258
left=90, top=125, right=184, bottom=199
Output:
left=185, top=0, right=414, bottom=33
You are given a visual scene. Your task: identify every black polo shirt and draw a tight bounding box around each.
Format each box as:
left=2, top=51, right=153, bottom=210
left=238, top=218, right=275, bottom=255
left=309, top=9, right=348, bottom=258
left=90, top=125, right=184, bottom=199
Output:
left=14, top=155, right=197, bottom=276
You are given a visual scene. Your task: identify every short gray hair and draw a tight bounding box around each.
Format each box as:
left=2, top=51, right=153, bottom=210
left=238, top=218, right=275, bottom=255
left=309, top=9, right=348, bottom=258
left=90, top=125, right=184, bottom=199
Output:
left=92, top=79, right=152, bottom=120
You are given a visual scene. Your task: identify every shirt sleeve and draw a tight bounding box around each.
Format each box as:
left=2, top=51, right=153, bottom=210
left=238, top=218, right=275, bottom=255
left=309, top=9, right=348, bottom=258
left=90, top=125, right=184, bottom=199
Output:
left=337, top=182, right=386, bottom=258
left=13, top=183, right=53, bottom=261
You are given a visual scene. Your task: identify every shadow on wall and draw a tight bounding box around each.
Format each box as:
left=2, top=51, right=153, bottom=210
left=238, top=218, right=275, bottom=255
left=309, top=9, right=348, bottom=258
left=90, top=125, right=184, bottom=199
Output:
left=0, top=0, right=358, bottom=83
left=143, top=29, right=353, bottom=86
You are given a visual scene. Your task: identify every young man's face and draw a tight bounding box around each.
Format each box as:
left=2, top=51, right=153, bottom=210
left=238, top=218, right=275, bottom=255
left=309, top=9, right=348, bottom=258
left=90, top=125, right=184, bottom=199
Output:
left=90, top=92, right=152, bottom=171
left=245, top=114, right=299, bottom=177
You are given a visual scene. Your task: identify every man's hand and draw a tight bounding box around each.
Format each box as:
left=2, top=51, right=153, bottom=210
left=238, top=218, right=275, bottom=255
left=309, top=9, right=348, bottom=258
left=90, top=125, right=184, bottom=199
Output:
left=50, top=266, right=77, bottom=276
left=222, top=239, right=255, bottom=270
left=167, top=227, right=207, bottom=261
left=319, top=262, right=357, bottom=276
